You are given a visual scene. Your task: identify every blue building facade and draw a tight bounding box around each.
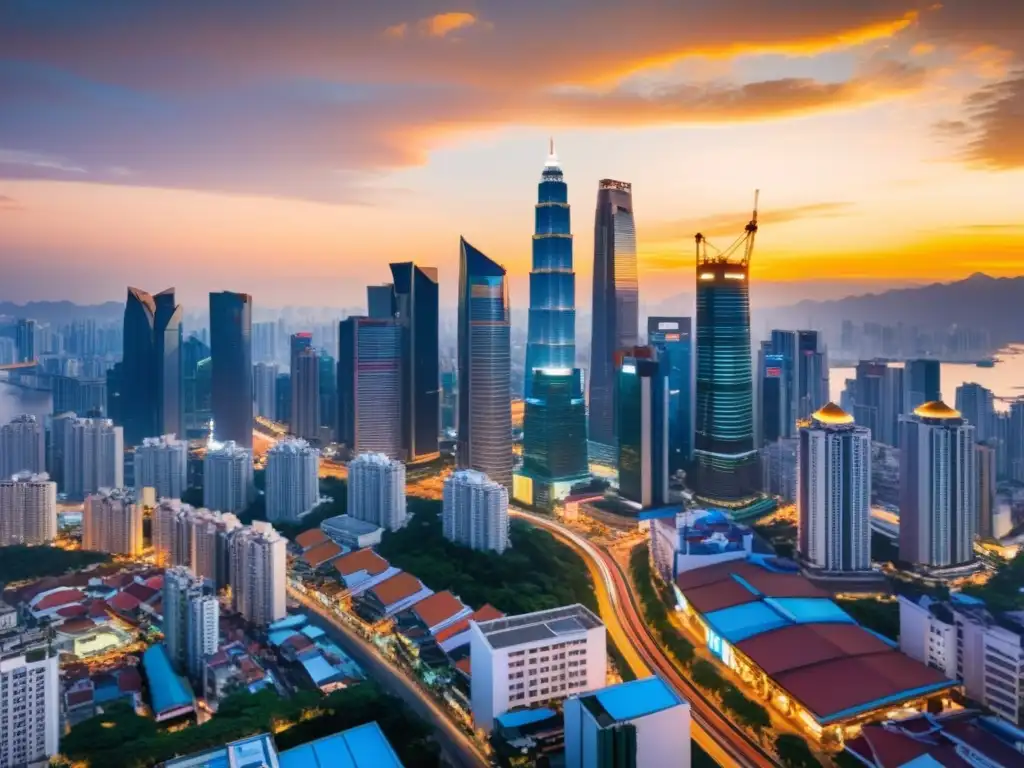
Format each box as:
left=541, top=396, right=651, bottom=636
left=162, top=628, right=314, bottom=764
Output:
left=617, top=352, right=668, bottom=508
left=647, top=316, right=693, bottom=472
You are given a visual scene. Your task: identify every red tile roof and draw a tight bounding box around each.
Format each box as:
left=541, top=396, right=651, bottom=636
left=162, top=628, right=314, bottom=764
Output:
left=57, top=603, right=90, bottom=618
left=369, top=572, right=425, bottom=606
left=675, top=559, right=827, bottom=599
left=32, top=588, right=86, bottom=611
left=108, top=591, right=141, bottom=613
left=333, top=548, right=389, bottom=577
left=295, top=528, right=329, bottom=550
left=282, top=634, right=314, bottom=653
left=412, top=591, right=467, bottom=630
left=88, top=600, right=110, bottom=618
left=60, top=617, right=97, bottom=634
left=144, top=575, right=164, bottom=590
left=302, top=540, right=343, bottom=568
left=122, top=583, right=159, bottom=603
left=103, top=573, right=136, bottom=590
left=735, top=623, right=892, bottom=677
left=683, top=579, right=759, bottom=614
left=435, top=604, right=505, bottom=644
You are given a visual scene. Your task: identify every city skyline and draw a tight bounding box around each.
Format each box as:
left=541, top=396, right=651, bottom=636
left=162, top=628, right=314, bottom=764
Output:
left=0, top=2, right=1021, bottom=307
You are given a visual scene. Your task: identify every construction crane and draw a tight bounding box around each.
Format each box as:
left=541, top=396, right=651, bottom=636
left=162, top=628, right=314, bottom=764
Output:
left=695, top=189, right=760, bottom=266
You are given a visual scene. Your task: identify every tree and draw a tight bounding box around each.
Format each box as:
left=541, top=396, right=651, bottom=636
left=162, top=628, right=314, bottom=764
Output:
left=775, top=734, right=822, bottom=768
left=691, top=659, right=727, bottom=695
left=0, top=546, right=111, bottom=582
left=721, top=686, right=771, bottom=734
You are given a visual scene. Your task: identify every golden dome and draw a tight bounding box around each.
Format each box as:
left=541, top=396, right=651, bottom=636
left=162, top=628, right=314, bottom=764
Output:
left=913, top=400, right=961, bottom=419
left=812, top=402, right=855, bottom=425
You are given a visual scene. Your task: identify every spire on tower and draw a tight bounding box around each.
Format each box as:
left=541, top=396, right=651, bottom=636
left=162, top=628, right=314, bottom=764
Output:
left=545, top=137, right=560, bottom=168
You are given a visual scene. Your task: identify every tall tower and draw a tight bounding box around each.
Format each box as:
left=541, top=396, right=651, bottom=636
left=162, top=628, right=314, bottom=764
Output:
left=337, top=316, right=402, bottom=458
left=899, top=401, right=977, bottom=569
left=617, top=352, right=669, bottom=509
left=210, top=291, right=253, bottom=450
left=0, top=414, right=45, bottom=478
left=390, top=262, right=441, bottom=462
left=588, top=179, right=638, bottom=466
left=525, top=141, right=576, bottom=396
left=797, top=404, right=871, bottom=573
left=292, top=346, right=321, bottom=442
left=457, top=238, right=513, bottom=489
left=693, top=198, right=759, bottom=508
left=122, top=287, right=183, bottom=445
left=648, top=317, right=694, bottom=470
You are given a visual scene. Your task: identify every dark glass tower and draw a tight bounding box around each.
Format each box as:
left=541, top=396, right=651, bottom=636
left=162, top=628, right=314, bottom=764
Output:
left=589, top=179, right=638, bottom=466
left=209, top=291, right=253, bottom=450
left=693, top=217, right=759, bottom=508
left=457, top=238, right=513, bottom=489
left=904, top=359, right=941, bottom=413
left=391, top=262, right=440, bottom=463
left=647, top=317, right=693, bottom=472
left=122, top=286, right=183, bottom=446
left=524, top=142, right=576, bottom=398
left=617, top=352, right=668, bottom=508
left=337, top=317, right=402, bottom=458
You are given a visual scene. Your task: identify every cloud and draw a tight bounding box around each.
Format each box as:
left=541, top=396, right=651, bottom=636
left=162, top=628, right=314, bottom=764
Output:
left=646, top=201, right=854, bottom=243
left=419, top=12, right=480, bottom=38
left=944, top=71, right=1024, bottom=169
left=0, top=194, right=21, bottom=211
left=0, top=149, right=86, bottom=174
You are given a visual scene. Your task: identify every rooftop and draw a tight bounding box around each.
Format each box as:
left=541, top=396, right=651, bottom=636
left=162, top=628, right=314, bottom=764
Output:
left=496, top=707, right=559, bottom=730
left=913, top=400, right=962, bottom=420
left=269, top=613, right=308, bottom=631
left=269, top=438, right=318, bottom=455
left=333, top=549, right=389, bottom=578
left=811, top=402, right=855, bottom=426
left=368, top=572, right=427, bottom=607
left=278, top=722, right=403, bottom=768
left=295, top=528, right=329, bottom=550
left=349, top=452, right=402, bottom=468
left=164, top=733, right=278, bottom=768
left=580, top=676, right=685, bottom=725
left=435, top=604, right=505, bottom=645
left=302, top=540, right=343, bottom=568
left=475, top=604, right=603, bottom=650
left=142, top=644, right=193, bottom=716
left=410, top=591, right=468, bottom=630
left=31, top=587, right=86, bottom=611
left=322, top=515, right=382, bottom=536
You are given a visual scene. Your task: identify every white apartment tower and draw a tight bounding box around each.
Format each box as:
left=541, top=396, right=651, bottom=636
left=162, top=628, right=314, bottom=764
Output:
left=0, top=414, right=45, bottom=478
left=63, top=417, right=124, bottom=499
left=163, top=566, right=219, bottom=684
left=443, top=469, right=509, bottom=554
left=203, top=440, right=253, bottom=514
left=899, top=401, right=977, bottom=569
left=83, top=488, right=143, bottom=556
left=797, top=403, right=872, bottom=572
left=469, top=604, right=606, bottom=732
left=0, top=472, right=57, bottom=546
left=347, top=452, right=406, bottom=531
left=0, top=651, right=60, bottom=767
left=133, top=434, right=188, bottom=500
left=265, top=439, right=320, bottom=522
left=230, top=521, right=286, bottom=626
left=151, top=501, right=241, bottom=590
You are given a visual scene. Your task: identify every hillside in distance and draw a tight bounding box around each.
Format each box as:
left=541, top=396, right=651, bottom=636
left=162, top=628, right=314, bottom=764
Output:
left=0, top=300, right=122, bottom=325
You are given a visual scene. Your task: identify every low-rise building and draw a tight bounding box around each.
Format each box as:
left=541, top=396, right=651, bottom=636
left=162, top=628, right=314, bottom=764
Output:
left=0, top=599, right=17, bottom=632
left=469, top=603, right=607, bottom=733
left=293, top=528, right=329, bottom=552
left=490, top=707, right=565, bottom=768
left=394, top=590, right=472, bottom=660
left=435, top=604, right=505, bottom=654
left=141, top=643, right=194, bottom=722
left=331, top=549, right=399, bottom=597
left=203, top=642, right=273, bottom=708
left=63, top=665, right=143, bottom=727
left=320, top=514, right=383, bottom=550
left=301, top=540, right=344, bottom=570
left=356, top=572, right=433, bottom=623
left=650, top=508, right=752, bottom=582
left=564, top=676, right=691, bottom=768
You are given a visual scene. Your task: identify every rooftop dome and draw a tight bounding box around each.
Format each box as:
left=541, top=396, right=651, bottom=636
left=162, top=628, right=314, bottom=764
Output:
left=913, top=400, right=961, bottom=419
left=812, top=402, right=855, bottom=425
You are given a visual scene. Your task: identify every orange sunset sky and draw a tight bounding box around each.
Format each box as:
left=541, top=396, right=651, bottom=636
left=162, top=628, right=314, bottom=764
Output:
left=0, top=1, right=1021, bottom=309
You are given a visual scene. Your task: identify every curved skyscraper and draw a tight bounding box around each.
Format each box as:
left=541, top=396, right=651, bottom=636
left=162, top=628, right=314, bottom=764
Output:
left=524, top=141, right=576, bottom=397
left=588, top=179, right=638, bottom=466
left=457, top=237, right=513, bottom=489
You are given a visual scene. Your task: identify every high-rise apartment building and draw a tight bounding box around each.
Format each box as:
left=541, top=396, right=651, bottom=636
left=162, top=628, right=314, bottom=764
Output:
left=15, top=318, right=37, bottom=363
left=617, top=353, right=669, bottom=509
left=648, top=317, right=693, bottom=469
left=133, top=434, right=187, bottom=500
left=291, top=346, right=321, bottom=441
left=337, top=317, right=402, bottom=458
left=0, top=414, right=45, bottom=478
left=183, top=335, right=212, bottom=437
left=457, top=238, right=513, bottom=489
left=904, top=359, right=941, bottom=413
left=443, top=469, right=509, bottom=554
left=163, top=566, right=219, bottom=684
left=63, top=417, right=124, bottom=499
left=955, top=383, right=996, bottom=443
left=230, top=521, right=286, bottom=626
left=976, top=442, right=997, bottom=540
left=121, top=287, right=183, bottom=446
left=588, top=179, right=638, bottom=466
left=0, top=472, right=57, bottom=546
left=83, top=488, right=143, bottom=556
left=318, top=353, right=337, bottom=442
left=391, top=261, right=441, bottom=463
left=797, top=404, right=871, bottom=573
left=209, top=291, right=253, bottom=450
left=265, top=439, right=320, bottom=522
left=152, top=501, right=240, bottom=589
left=347, top=452, right=406, bottom=531
left=899, top=402, right=977, bottom=569
left=203, top=441, right=253, bottom=514
left=0, top=650, right=60, bottom=767
left=253, top=362, right=278, bottom=420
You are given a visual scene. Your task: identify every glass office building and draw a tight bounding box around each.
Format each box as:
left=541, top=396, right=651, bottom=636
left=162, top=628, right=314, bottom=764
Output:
left=122, top=287, right=183, bottom=445
left=209, top=291, right=253, bottom=450
left=647, top=316, right=692, bottom=472
left=617, top=353, right=668, bottom=508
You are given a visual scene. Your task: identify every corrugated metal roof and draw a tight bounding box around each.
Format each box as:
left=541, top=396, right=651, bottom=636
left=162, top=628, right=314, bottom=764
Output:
left=142, top=644, right=193, bottom=715
left=278, top=722, right=402, bottom=768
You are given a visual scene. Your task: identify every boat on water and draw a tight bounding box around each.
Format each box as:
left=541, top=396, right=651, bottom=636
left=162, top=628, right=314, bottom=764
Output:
left=976, top=358, right=997, bottom=368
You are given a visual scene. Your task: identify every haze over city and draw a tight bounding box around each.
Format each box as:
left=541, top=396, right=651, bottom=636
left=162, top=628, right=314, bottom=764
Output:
left=1, top=0, right=1022, bottom=307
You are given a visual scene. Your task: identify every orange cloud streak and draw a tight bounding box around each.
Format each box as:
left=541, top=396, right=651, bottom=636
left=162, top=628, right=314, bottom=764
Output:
left=420, top=12, right=479, bottom=38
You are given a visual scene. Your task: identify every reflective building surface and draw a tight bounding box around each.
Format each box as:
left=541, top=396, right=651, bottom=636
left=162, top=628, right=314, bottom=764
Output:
left=209, top=291, right=253, bottom=450
left=457, top=237, right=513, bottom=489
left=617, top=351, right=669, bottom=508
left=647, top=316, right=693, bottom=472
left=337, top=316, right=402, bottom=458
left=588, top=179, right=638, bottom=466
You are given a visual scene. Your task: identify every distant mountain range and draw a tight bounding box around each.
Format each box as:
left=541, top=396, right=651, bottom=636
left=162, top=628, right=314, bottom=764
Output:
left=0, top=300, right=123, bottom=324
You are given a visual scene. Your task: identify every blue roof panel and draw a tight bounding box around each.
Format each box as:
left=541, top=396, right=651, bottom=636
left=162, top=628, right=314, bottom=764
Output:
left=594, top=676, right=682, bottom=721
left=269, top=613, right=307, bottom=631
left=341, top=722, right=404, bottom=767
left=496, top=707, right=558, bottom=728
left=301, top=654, right=341, bottom=685
left=766, top=598, right=855, bottom=625
left=278, top=722, right=402, bottom=768
left=269, top=629, right=299, bottom=647
left=142, top=644, right=193, bottom=715
left=704, top=602, right=789, bottom=643
left=301, top=625, right=326, bottom=641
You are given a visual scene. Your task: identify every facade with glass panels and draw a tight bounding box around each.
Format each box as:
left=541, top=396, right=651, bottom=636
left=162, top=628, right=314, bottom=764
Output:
left=588, top=180, right=639, bottom=467
left=209, top=291, right=253, bottom=450
left=647, top=317, right=692, bottom=472
left=457, top=238, right=513, bottom=489
left=617, top=354, right=668, bottom=508
left=337, top=317, right=402, bottom=459
left=693, top=261, right=759, bottom=506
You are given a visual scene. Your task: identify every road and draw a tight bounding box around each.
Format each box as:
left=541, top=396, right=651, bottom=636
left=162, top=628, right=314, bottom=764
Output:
left=288, top=586, right=487, bottom=768
left=511, top=508, right=774, bottom=768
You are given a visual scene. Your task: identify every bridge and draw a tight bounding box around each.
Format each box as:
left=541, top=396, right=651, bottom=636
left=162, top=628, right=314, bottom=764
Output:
left=0, top=360, right=38, bottom=371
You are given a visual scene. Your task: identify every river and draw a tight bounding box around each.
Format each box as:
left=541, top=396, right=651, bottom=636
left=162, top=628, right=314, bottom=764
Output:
left=829, top=345, right=1024, bottom=412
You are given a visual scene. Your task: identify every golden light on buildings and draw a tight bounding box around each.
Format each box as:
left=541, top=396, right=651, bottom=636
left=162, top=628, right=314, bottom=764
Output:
left=812, top=402, right=855, bottom=425
left=913, top=400, right=961, bottom=419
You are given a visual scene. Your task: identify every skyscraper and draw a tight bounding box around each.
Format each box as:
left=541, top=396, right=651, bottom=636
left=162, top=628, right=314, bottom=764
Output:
left=524, top=142, right=577, bottom=396
left=617, top=352, right=669, bottom=509
left=391, top=261, right=441, bottom=463
left=133, top=434, right=187, bottom=500
left=318, top=352, right=337, bottom=441
left=443, top=469, right=509, bottom=554
left=761, top=330, right=829, bottom=439
left=366, top=284, right=394, bottom=319
left=291, top=346, right=321, bottom=441
left=265, top=439, right=320, bottom=522
left=163, top=566, right=219, bottom=683
left=797, top=404, right=871, bottom=573
left=693, top=201, right=759, bottom=508
left=15, top=318, right=36, bottom=363
left=337, top=316, right=402, bottom=458
left=63, top=417, right=124, bottom=498
left=648, top=317, right=693, bottom=469
left=151, top=501, right=240, bottom=588
left=203, top=440, right=253, bottom=514
left=457, top=238, right=513, bottom=489
left=0, top=414, right=45, bottom=478
left=83, top=488, right=143, bottom=556
left=899, top=402, right=977, bottom=569
left=0, top=649, right=59, bottom=767
left=347, top=452, right=407, bottom=531
left=121, top=287, right=183, bottom=445
left=955, top=383, right=996, bottom=443
left=588, top=179, right=638, bottom=465
left=756, top=344, right=788, bottom=446
left=904, top=359, right=941, bottom=413
left=440, top=370, right=458, bottom=434
left=0, top=472, right=57, bottom=546
left=976, top=442, right=997, bottom=540
left=852, top=360, right=903, bottom=446
left=253, top=362, right=278, bottom=420
left=230, top=521, right=286, bottom=626
left=210, top=291, right=253, bottom=450
left=183, top=335, right=212, bottom=436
